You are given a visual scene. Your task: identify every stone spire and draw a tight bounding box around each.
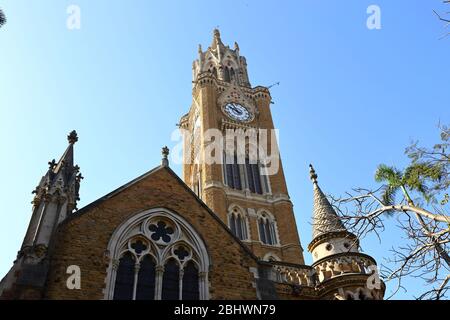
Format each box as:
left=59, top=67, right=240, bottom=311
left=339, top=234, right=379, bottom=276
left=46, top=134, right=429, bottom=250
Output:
left=309, top=164, right=347, bottom=239
left=0, top=130, right=83, bottom=299
left=23, top=130, right=83, bottom=249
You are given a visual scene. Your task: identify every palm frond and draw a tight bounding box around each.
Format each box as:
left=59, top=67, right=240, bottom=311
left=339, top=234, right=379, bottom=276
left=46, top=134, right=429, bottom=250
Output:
left=375, top=164, right=403, bottom=187
left=381, top=185, right=398, bottom=216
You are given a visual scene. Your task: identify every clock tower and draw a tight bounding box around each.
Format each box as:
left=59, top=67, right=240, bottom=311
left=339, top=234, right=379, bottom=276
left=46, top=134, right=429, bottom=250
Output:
left=179, top=29, right=304, bottom=264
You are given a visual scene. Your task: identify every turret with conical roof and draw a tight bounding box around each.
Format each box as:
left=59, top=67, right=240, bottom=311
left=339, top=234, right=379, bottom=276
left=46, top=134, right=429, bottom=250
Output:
left=307, top=164, right=359, bottom=262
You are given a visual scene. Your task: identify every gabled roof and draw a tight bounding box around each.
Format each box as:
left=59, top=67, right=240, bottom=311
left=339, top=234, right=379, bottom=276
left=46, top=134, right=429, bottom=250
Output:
left=62, top=164, right=261, bottom=262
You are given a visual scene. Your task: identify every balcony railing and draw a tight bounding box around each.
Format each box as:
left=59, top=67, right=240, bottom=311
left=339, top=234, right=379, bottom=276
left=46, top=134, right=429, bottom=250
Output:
left=312, top=253, right=377, bottom=282
left=268, top=253, right=378, bottom=287
left=268, top=262, right=317, bottom=287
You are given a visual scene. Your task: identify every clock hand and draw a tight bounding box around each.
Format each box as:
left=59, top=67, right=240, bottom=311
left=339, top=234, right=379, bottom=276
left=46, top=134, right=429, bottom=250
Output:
left=230, top=106, right=242, bottom=114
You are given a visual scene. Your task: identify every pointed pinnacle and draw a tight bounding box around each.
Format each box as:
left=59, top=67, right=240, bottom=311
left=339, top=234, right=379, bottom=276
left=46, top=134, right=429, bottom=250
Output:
left=67, top=130, right=78, bottom=144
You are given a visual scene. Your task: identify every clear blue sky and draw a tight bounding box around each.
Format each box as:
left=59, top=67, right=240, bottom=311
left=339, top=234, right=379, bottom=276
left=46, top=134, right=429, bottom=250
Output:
left=0, top=0, right=449, bottom=299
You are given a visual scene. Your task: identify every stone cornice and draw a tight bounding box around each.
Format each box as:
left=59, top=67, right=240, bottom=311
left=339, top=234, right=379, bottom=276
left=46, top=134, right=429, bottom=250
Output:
left=311, top=252, right=377, bottom=269
left=204, top=181, right=291, bottom=205
left=192, top=72, right=271, bottom=100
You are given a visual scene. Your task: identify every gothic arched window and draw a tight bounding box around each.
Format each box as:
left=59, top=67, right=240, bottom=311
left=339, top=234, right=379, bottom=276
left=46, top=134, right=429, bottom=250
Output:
left=162, top=259, right=180, bottom=300
left=224, top=153, right=242, bottom=191
left=182, top=261, right=200, bottom=300
left=258, top=212, right=278, bottom=246
left=112, top=252, right=135, bottom=300
left=223, top=67, right=231, bottom=82
left=245, top=158, right=263, bottom=195
left=136, top=255, right=156, bottom=300
left=105, top=208, right=210, bottom=300
left=228, top=206, right=248, bottom=241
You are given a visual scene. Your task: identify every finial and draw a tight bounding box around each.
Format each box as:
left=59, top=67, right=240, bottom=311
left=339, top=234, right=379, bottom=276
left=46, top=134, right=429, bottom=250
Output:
left=48, top=159, right=57, bottom=170
left=213, top=28, right=222, bottom=42
left=162, top=146, right=170, bottom=167
left=198, top=44, right=202, bottom=54
left=234, top=41, right=239, bottom=51
left=67, top=130, right=78, bottom=144
left=309, top=164, right=318, bottom=184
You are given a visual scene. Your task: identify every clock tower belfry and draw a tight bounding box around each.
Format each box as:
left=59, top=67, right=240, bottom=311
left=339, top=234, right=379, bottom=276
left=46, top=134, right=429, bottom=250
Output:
left=179, top=29, right=304, bottom=264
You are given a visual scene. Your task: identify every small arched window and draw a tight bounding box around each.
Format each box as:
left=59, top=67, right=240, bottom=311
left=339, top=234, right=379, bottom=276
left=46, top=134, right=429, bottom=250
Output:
left=258, top=212, right=278, bottom=246
left=105, top=209, right=210, bottom=300
left=223, top=67, right=231, bottom=82
left=228, top=206, right=248, bottom=241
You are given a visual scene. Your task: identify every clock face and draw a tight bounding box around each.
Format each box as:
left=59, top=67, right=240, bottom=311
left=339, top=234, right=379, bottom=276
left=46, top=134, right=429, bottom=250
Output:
left=224, top=103, right=252, bottom=122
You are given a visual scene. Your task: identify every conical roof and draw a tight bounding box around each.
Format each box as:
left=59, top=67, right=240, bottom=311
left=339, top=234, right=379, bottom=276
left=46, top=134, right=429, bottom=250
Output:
left=309, top=164, right=347, bottom=239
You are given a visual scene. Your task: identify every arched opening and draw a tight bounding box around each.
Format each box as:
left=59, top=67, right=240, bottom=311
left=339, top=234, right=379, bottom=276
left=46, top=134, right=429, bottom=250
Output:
left=105, top=208, right=210, bottom=300
left=112, top=252, right=135, bottom=300
left=162, top=259, right=180, bottom=300
left=136, top=255, right=156, bottom=300
left=258, top=212, right=278, bottom=246
left=182, top=261, right=200, bottom=300
left=228, top=207, right=248, bottom=241
left=223, top=67, right=231, bottom=82
left=224, top=153, right=242, bottom=190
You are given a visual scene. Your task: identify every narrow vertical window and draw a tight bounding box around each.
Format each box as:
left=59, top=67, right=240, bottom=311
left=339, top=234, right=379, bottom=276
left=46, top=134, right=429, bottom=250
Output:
left=232, top=155, right=242, bottom=190
left=239, top=215, right=247, bottom=240
left=162, top=259, right=180, bottom=300
left=259, top=219, right=267, bottom=244
left=226, top=163, right=235, bottom=189
left=246, top=158, right=263, bottom=194
left=224, top=67, right=231, bottom=82
left=252, top=163, right=263, bottom=194
left=246, top=159, right=255, bottom=192
left=229, top=214, right=237, bottom=236
left=136, top=255, right=156, bottom=300
left=265, top=220, right=273, bottom=245
left=236, top=214, right=243, bottom=239
left=225, top=154, right=242, bottom=190
left=182, top=261, right=200, bottom=300
left=113, top=252, right=135, bottom=300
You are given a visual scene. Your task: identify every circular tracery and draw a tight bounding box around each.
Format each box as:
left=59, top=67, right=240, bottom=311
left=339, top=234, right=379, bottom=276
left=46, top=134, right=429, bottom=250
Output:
left=105, top=209, right=210, bottom=300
